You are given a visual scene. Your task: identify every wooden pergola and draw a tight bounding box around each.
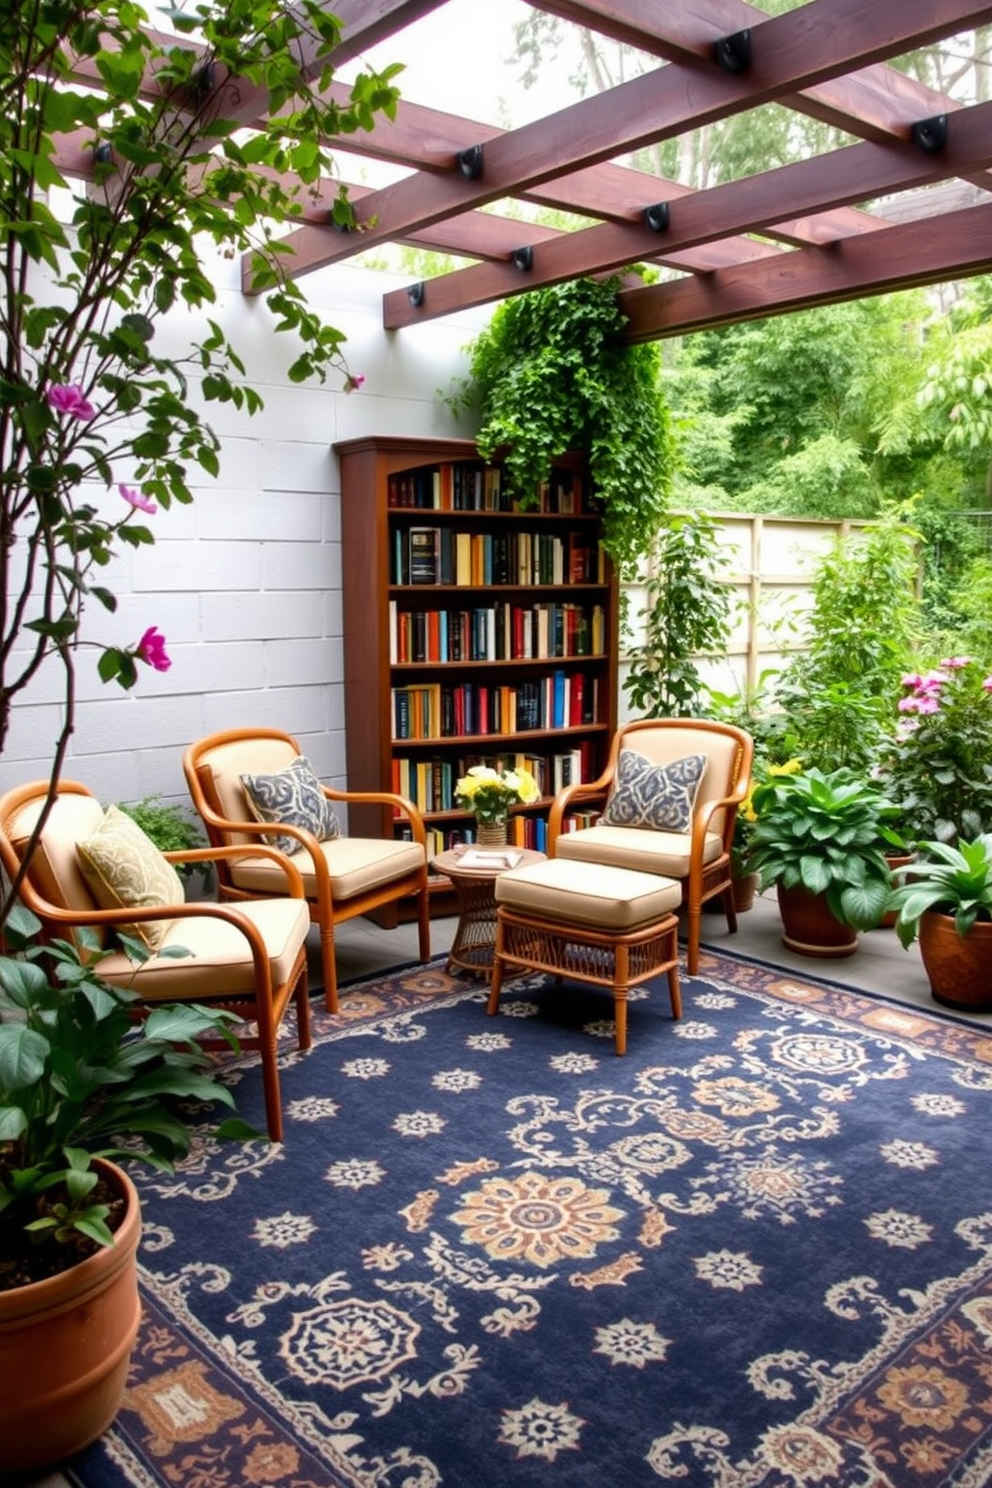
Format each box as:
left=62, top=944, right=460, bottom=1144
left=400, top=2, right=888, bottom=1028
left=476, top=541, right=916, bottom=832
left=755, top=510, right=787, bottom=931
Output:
left=274, top=0, right=992, bottom=340
left=58, top=0, right=992, bottom=341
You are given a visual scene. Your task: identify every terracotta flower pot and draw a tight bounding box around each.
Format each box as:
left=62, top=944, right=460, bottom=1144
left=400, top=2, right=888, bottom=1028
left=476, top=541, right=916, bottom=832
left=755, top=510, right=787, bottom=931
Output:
left=919, top=910, right=992, bottom=1012
left=0, top=1159, right=142, bottom=1477
left=732, top=871, right=759, bottom=913
left=776, top=882, right=858, bottom=959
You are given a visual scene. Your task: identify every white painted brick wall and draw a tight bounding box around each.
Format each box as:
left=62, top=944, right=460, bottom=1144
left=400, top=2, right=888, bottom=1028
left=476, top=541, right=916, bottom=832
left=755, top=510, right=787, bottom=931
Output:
left=1, top=256, right=489, bottom=821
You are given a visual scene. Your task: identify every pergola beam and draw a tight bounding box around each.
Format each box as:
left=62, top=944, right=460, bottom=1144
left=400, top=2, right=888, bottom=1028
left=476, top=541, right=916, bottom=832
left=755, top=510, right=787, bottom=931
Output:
left=617, top=200, right=992, bottom=338
left=379, top=98, right=992, bottom=328
left=263, top=0, right=992, bottom=281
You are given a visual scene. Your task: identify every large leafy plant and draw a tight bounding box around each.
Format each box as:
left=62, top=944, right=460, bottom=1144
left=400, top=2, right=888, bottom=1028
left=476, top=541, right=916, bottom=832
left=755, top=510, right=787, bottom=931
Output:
left=624, top=512, right=732, bottom=718
left=0, top=0, right=398, bottom=908
left=0, top=905, right=250, bottom=1286
left=888, top=834, right=992, bottom=948
left=770, top=512, right=920, bottom=774
left=452, top=277, right=677, bottom=578
left=746, top=767, right=901, bottom=929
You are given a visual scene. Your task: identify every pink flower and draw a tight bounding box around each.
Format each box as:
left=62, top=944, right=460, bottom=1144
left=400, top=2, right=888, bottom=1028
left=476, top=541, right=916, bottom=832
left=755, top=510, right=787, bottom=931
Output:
left=119, top=483, right=157, bottom=514
left=939, top=656, right=971, bottom=669
left=898, top=694, right=940, bottom=715
left=46, top=383, right=96, bottom=421
left=343, top=372, right=366, bottom=394
left=136, top=626, right=171, bottom=672
left=900, top=673, right=924, bottom=690
left=983, top=676, right=992, bottom=693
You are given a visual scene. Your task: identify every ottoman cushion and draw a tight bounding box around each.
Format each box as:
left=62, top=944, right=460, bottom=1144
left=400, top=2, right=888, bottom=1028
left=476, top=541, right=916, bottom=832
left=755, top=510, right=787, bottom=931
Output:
left=495, top=858, right=680, bottom=931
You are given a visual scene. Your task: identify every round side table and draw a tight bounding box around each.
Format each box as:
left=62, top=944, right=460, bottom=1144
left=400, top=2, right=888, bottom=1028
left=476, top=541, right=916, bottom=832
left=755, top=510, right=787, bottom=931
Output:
left=433, top=846, right=547, bottom=978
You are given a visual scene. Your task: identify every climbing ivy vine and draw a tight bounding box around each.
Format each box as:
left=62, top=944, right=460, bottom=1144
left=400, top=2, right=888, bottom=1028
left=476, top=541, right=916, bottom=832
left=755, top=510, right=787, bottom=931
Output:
left=454, top=278, right=676, bottom=578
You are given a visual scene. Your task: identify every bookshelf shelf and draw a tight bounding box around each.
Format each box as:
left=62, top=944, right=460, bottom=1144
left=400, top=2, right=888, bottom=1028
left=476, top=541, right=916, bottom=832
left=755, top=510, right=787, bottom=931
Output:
left=334, top=435, right=618, bottom=918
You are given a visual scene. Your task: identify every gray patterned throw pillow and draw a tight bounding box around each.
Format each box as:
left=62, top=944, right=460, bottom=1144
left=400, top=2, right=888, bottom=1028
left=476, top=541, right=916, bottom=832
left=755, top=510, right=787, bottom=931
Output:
left=601, top=748, right=706, bottom=832
left=240, top=755, right=341, bottom=857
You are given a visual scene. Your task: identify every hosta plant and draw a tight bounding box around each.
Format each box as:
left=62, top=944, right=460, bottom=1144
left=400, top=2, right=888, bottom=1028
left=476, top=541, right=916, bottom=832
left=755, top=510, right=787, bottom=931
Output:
left=0, top=905, right=251, bottom=1289
left=746, top=766, right=901, bottom=929
left=888, top=834, right=992, bottom=949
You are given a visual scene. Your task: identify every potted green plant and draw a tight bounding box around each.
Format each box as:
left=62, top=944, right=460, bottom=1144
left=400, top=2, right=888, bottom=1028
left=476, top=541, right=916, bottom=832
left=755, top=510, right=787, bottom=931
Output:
left=0, top=906, right=251, bottom=1476
left=746, top=766, right=900, bottom=957
left=887, top=833, right=992, bottom=1010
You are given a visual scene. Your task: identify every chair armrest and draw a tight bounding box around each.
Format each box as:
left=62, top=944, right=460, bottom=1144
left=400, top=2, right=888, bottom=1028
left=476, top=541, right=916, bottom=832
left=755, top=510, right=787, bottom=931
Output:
left=322, top=788, right=428, bottom=848
left=165, top=844, right=307, bottom=898
left=546, top=773, right=612, bottom=853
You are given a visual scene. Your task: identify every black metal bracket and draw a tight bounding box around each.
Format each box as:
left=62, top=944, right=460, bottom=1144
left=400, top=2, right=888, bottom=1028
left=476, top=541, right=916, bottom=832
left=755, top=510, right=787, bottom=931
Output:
left=190, top=61, right=216, bottom=107
left=511, top=246, right=533, bottom=272
left=457, top=144, right=484, bottom=180
left=716, top=29, right=751, bottom=75
left=407, top=281, right=425, bottom=308
left=644, top=202, right=670, bottom=233
left=913, top=115, right=948, bottom=153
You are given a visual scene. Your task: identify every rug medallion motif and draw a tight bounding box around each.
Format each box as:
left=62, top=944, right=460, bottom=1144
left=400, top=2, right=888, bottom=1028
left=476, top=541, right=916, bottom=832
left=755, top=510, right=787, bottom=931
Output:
left=70, top=951, right=992, bottom=1488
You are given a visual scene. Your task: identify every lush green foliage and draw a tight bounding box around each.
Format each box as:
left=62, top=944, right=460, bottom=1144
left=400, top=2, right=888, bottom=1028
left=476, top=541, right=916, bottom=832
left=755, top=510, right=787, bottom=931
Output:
left=118, top=796, right=204, bottom=883
left=746, top=767, right=900, bottom=929
left=889, top=834, right=992, bottom=948
left=770, top=514, right=920, bottom=773
left=874, top=657, right=992, bottom=844
left=0, top=905, right=250, bottom=1258
left=624, top=513, right=732, bottom=717
left=0, top=0, right=398, bottom=825
left=456, top=278, right=677, bottom=578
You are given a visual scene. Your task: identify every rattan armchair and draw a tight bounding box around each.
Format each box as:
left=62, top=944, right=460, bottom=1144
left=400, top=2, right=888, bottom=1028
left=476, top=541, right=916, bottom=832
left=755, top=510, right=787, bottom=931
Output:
left=547, top=718, right=754, bottom=974
left=0, top=779, right=312, bottom=1141
left=183, top=728, right=431, bottom=1012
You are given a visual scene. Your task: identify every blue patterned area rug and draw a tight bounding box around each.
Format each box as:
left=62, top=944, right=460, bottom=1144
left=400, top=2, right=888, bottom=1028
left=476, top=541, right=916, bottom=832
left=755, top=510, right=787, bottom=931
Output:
left=68, top=950, right=992, bottom=1488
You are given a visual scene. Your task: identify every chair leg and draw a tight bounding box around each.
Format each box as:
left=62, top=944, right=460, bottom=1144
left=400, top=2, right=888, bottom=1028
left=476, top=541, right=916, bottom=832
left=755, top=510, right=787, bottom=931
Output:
left=416, top=879, right=432, bottom=964
left=613, top=944, right=629, bottom=1056
left=686, top=905, right=701, bottom=975
left=321, top=924, right=339, bottom=1014
left=295, top=966, right=312, bottom=1050
left=722, top=885, right=738, bottom=935
left=260, top=1041, right=284, bottom=1143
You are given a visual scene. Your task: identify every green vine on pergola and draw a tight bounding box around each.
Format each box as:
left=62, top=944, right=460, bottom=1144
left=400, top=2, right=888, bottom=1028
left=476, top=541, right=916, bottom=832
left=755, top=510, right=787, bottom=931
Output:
left=455, top=277, right=677, bottom=579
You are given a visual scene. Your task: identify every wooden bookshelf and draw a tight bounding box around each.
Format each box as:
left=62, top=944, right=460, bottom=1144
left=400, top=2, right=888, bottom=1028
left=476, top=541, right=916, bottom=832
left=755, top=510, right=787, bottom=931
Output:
left=334, top=435, right=619, bottom=919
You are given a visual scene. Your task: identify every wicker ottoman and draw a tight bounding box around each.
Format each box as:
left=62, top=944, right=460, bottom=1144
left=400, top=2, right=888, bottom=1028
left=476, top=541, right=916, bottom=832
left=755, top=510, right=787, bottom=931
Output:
left=488, top=859, right=682, bottom=1054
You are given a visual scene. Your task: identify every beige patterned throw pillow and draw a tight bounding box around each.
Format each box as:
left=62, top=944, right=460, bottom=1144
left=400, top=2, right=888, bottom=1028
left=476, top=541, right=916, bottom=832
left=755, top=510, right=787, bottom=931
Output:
left=77, top=804, right=184, bottom=949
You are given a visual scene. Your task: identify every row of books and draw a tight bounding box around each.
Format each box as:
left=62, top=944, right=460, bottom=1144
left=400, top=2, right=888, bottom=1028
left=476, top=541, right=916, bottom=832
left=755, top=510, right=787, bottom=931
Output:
left=388, top=462, right=587, bottom=515
left=395, top=526, right=603, bottom=587
left=391, top=671, right=600, bottom=741
left=408, top=807, right=605, bottom=862
left=392, top=746, right=596, bottom=813
left=389, top=601, right=607, bottom=664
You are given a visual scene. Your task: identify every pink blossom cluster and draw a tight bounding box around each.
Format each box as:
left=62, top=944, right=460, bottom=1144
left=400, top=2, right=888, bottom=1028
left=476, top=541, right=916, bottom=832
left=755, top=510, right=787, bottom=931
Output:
left=898, top=658, right=992, bottom=716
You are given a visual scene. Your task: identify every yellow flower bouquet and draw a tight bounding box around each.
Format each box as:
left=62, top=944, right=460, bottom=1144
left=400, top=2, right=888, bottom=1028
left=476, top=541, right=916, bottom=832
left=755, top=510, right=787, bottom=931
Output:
left=454, top=765, right=540, bottom=825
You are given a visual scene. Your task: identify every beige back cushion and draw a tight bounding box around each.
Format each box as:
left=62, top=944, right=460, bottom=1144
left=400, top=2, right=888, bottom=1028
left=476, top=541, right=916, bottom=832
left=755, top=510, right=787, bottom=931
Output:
left=199, top=738, right=299, bottom=845
left=619, top=727, right=741, bottom=836
left=10, top=793, right=105, bottom=915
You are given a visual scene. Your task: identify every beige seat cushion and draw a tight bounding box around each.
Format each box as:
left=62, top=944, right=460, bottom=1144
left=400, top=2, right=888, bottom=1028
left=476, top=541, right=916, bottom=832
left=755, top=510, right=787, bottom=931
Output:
left=496, top=858, right=681, bottom=931
left=554, top=823, right=724, bottom=877
left=228, top=835, right=425, bottom=901
left=94, top=897, right=311, bottom=1000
